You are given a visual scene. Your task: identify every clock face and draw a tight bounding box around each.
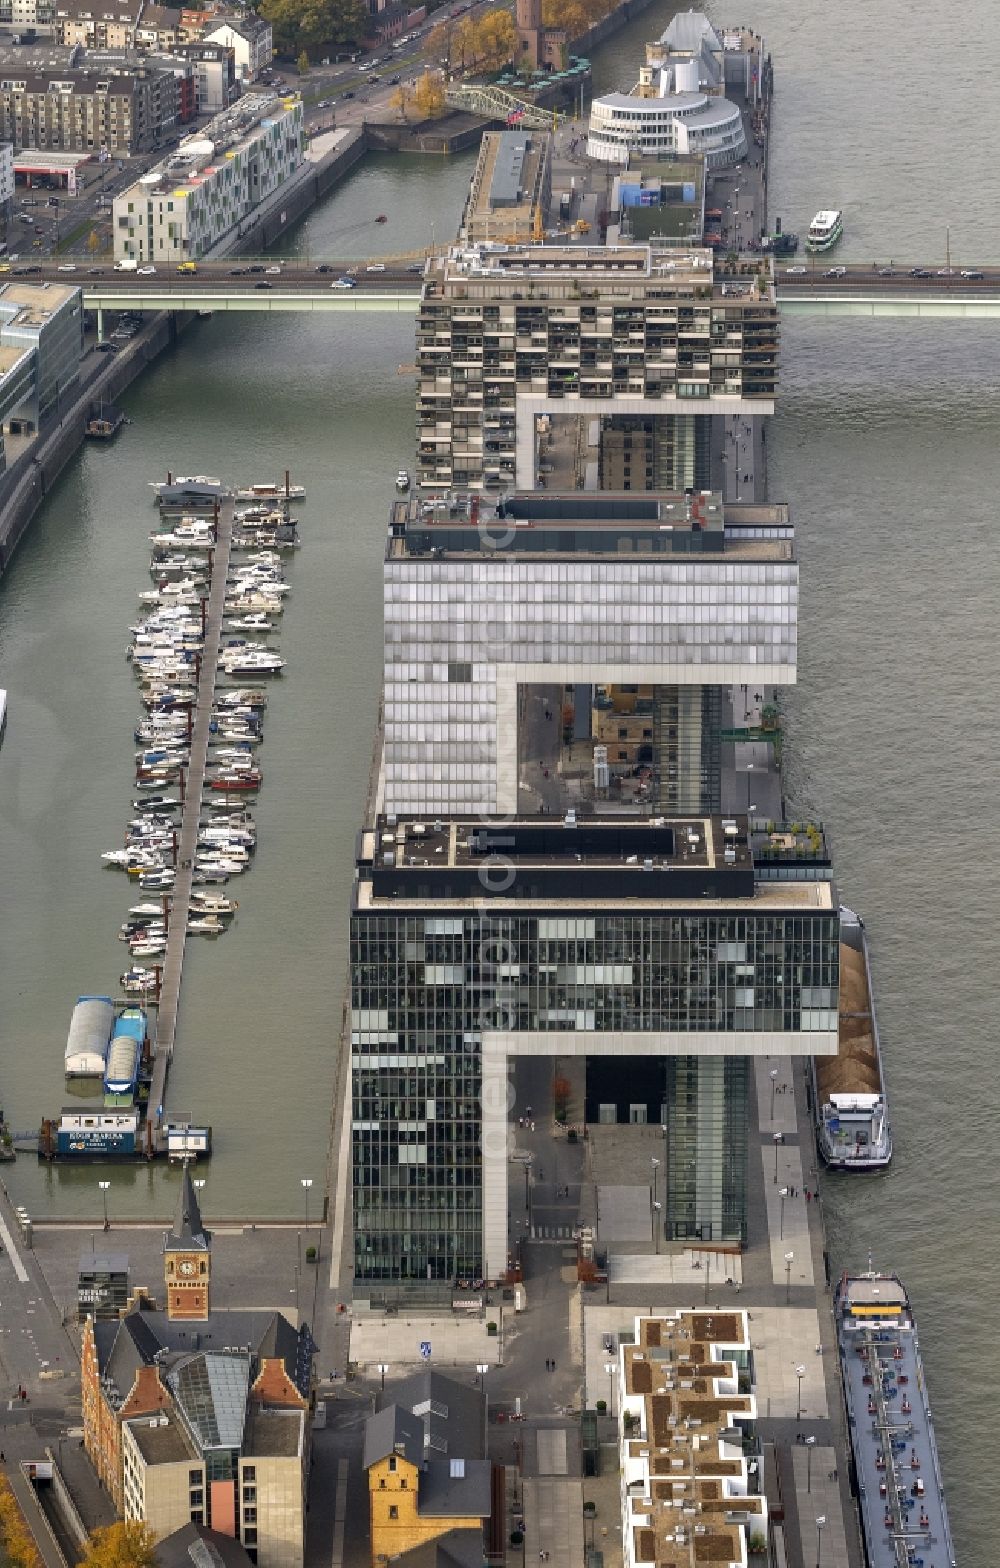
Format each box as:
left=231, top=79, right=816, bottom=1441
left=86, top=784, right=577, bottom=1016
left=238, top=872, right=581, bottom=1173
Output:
left=179, top=1260, right=197, bottom=1277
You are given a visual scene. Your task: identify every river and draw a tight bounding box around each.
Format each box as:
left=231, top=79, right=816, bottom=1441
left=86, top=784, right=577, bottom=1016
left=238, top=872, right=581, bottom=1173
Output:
left=0, top=1, right=997, bottom=1551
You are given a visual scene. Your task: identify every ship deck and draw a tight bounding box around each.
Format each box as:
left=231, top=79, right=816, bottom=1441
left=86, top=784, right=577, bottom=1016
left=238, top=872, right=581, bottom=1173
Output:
left=838, top=1278, right=954, bottom=1567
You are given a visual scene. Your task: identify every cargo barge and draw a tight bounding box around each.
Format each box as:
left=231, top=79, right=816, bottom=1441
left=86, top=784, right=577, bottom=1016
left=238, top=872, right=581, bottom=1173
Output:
left=836, top=1270, right=956, bottom=1568
left=812, top=906, right=892, bottom=1169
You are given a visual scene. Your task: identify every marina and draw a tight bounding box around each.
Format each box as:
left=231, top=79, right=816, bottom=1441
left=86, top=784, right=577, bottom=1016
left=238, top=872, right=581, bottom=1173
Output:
left=812, top=905, right=892, bottom=1169
left=40, top=475, right=302, bottom=1161
left=836, top=1271, right=956, bottom=1568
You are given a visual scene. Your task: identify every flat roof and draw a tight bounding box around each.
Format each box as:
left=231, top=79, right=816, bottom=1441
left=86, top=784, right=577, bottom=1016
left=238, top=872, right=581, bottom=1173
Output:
left=126, top=1411, right=197, bottom=1465
left=425, top=241, right=775, bottom=303
left=0, top=344, right=32, bottom=374
left=245, top=1407, right=303, bottom=1458
left=389, top=490, right=793, bottom=562
left=355, top=874, right=833, bottom=914
left=116, top=92, right=299, bottom=200
left=0, top=281, right=77, bottom=325
left=13, top=151, right=93, bottom=171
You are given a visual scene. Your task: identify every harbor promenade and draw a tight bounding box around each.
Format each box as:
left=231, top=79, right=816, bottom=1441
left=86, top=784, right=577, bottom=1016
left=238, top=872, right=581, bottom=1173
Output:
left=146, top=498, right=235, bottom=1139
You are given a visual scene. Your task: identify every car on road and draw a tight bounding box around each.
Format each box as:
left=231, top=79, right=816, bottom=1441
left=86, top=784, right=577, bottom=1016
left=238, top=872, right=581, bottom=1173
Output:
left=876, top=267, right=896, bottom=277
left=909, top=267, right=930, bottom=278
left=266, top=265, right=282, bottom=274
left=936, top=267, right=955, bottom=277
left=366, top=263, right=386, bottom=272
left=248, top=264, right=265, bottom=274
left=315, top=264, right=333, bottom=273
left=389, top=74, right=401, bottom=84
left=229, top=267, right=249, bottom=275
left=96, top=341, right=118, bottom=352
left=960, top=269, right=984, bottom=280
left=332, top=277, right=356, bottom=288
left=176, top=261, right=197, bottom=274
left=824, top=265, right=847, bottom=277
left=784, top=264, right=807, bottom=274
left=88, top=267, right=104, bottom=275
left=57, top=263, right=77, bottom=272
left=137, top=265, right=156, bottom=275
left=254, top=281, right=272, bottom=289
left=342, top=90, right=355, bottom=99
left=406, top=263, right=424, bottom=273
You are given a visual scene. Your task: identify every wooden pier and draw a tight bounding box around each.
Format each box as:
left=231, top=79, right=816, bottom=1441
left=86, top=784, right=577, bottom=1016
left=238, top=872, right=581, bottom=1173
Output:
left=146, top=498, right=235, bottom=1147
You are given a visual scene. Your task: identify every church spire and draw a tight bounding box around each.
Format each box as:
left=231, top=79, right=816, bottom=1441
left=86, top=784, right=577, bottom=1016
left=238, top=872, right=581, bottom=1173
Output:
left=164, top=1160, right=210, bottom=1252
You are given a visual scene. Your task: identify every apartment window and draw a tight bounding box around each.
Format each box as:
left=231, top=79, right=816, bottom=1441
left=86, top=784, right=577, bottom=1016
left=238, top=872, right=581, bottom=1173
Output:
left=188, top=1470, right=201, bottom=1485
left=189, top=1490, right=203, bottom=1507
left=388, top=1507, right=398, bottom=1520
left=190, top=1511, right=203, bottom=1526
left=242, top=1487, right=256, bottom=1504
left=242, top=1466, right=256, bottom=1482
left=243, top=1530, right=257, bottom=1546
left=243, top=1508, right=257, bottom=1525
left=388, top=1457, right=397, bottom=1473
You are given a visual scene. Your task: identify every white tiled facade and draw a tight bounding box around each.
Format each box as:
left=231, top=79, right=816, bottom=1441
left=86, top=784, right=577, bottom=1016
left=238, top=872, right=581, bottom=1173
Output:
left=383, top=556, right=798, bottom=814
left=113, top=96, right=302, bottom=261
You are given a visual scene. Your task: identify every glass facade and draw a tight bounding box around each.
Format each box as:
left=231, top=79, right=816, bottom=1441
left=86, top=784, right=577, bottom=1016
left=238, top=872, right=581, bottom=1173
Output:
left=351, top=905, right=838, bottom=1285
left=663, top=1056, right=749, bottom=1243
left=383, top=556, right=797, bottom=814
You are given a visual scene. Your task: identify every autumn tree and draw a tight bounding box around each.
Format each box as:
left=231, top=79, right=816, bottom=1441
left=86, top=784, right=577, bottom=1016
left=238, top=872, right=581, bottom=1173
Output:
left=475, top=10, right=516, bottom=68
left=412, top=69, right=446, bottom=120
left=87, top=228, right=100, bottom=254
left=82, top=1522, right=157, bottom=1568
left=390, top=82, right=413, bottom=121
left=0, top=1476, right=42, bottom=1568
left=297, top=48, right=310, bottom=73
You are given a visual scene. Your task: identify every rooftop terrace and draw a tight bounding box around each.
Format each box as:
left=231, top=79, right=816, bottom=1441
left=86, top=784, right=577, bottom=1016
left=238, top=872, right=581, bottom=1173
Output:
left=425, top=242, right=775, bottom=304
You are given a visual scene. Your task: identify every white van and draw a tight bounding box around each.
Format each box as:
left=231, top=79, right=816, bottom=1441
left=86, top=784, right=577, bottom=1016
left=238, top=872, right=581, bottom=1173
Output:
left=114, top=258, right=138, bottom=272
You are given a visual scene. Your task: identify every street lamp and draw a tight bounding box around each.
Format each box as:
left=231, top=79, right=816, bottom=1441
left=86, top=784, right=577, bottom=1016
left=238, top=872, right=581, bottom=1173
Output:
left=769, top=1067, right=778, bottom=1122
left=815, top=1515, right=827, bottom=1568
left=779, top=1186, right=789, bottom=1241
left=784, top=1251, right=794, bottom=1305
left=652, top=1201, right=661, bottom=1254
left=301, top=1177, right=313, bottom=1228
left=650, top=1156, right=659, bottom=1211
left=603, top=1362, right=616, bottom=1417
left=98, top=1180, right=111, bottom=1231
left=795, top=1363, right=806, bottom=1421
left=773, top=1131, right=783, bottom=1183
left=805, top=1434, right=816, bottom=1492
left=377, top=1362, right=389, bottom=1393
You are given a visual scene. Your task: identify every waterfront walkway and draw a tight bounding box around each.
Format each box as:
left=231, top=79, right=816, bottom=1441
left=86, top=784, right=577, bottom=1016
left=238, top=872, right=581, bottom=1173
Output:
left=147, top=498, right=235, bottom=1139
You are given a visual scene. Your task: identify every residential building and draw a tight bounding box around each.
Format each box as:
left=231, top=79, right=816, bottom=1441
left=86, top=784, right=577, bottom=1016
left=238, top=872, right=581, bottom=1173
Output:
left=172, top=40, right=237, bottom=113
left=363, top=1372, right=490, bottom=1566
left=416, top=243, right=777, bottom=491
left=0, top=44, right=181, bottom=152
left=462, top=129, right=551, bottom=246
left=80, top=1167, right=313, bottom=1564
left=203, top=13, right=270, bottom=83
left=618, top=1310, right=767, bottom=1566
left=147, top=50, right=197, bottom=121
left=0, top=0, right=56, bottom=29
left=134, top=2, right=181, bottom=49
left=53, top=0, right=141, bottom=50
left=112, top=92, right=302, bottom=262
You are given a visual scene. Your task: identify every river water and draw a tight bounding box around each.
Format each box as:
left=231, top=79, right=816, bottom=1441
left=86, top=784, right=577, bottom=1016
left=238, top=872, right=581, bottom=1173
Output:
left=0, top=1, right=996, bottom=1551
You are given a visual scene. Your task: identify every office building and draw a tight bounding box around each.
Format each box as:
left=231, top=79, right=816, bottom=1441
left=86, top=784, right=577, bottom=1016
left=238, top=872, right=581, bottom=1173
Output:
left=382, top=488, right=794, bottom=817
left=416, top=243, right=777, bottom=491
left=617, top=1310, right=767, bottom=1566
left=0, top=43, right=180, bottom=152
left=462, top=129, right=551, bottom=245
left=351, top=484, right=837, bottom=1291
left=203, top=13, right=270, bottom=83
left=113, top=92, right=302, bottom=262
left=363, top=1371, right=490, bottom=1567
left=81, top=1168, right=312, bottom=1568
left=0, top=279, right=82, bottom=452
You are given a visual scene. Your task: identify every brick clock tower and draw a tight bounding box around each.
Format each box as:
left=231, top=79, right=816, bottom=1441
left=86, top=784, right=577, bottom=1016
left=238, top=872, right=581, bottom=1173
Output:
left=163, top=1162, right=211, bottom=1321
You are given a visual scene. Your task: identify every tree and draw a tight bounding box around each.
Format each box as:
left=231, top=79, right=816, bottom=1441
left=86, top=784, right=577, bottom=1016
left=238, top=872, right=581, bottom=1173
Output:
left=260, top=0, right=365, bottom=55
left=82, top=1522, right=157, bottom=1568
left=297, top=48, right=310, bottom=73
left=412, top=69, right=446, bottom=120
left=390, top=82, right=413, bottom=121
left=0, top=1476, right=42, bottom=1568
left=87, top=229, right=100, bottom=254
left=476, top=10, right=516, bottom=68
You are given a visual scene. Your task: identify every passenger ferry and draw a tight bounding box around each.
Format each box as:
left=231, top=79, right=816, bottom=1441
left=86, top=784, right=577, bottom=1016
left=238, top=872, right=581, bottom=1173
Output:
left=836, top=1271, right=956, bottom=1568
left=805, top=209, right=843, bottom=252
left=812, top=906, right=892, bottom=1169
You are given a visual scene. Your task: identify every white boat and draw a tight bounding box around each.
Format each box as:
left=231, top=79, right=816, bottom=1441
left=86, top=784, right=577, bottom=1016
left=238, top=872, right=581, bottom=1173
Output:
left=187, top=916, right=226, bottom=934
left=396, top=470, right=411, bottom=492
left=224, top=614, right=277, bottom=633
left=805, top=209, right=843, bottom=252
left=220, top=653, right=285, bottom=675
left=121, top=967, right=158, bottom=995
left=130, top=901, right=169, bottom=917
left=138, top=869, right=175, bottom=890
left=130, top=940, right=166, bottom=958
left=190, top=894, right=237, bottom=914
left=235, top=482, right=306, bottom=502
left=192, top=868, right=229, bottom=885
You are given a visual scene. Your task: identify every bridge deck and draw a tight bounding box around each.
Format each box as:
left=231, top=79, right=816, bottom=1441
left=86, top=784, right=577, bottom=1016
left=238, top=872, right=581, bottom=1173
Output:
left=146, top=498, right=234, bottom=1140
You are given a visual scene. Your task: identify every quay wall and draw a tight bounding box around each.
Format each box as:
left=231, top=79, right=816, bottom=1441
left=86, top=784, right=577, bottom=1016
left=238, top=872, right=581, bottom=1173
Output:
left=0, top=313, right=182, bottom=579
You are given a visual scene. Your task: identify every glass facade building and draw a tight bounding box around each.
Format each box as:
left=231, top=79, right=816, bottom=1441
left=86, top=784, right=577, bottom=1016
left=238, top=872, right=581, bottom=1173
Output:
left=351, top=899, right=838, bottom=1286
